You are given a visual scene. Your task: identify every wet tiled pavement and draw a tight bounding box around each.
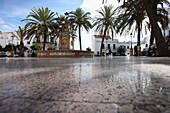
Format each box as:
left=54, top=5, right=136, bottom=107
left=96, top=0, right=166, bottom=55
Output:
left=0, top=57, right=170, bottom=113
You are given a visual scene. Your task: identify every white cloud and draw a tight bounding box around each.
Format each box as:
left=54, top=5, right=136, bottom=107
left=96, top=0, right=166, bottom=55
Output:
left=81, top=0, right=120, bottom=13
left=9, top=24, right=15, bottom=27
left=73, top=0, right=121, bottom=50
left=0, top=25, right=12, bottom=30
left=0, top=18, right=5, bottom=24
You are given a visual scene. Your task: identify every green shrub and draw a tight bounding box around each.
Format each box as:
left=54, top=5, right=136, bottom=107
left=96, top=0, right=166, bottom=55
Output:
left=47, top=43, right=56, bottom=50
left=86, top=47, right=91, bottom=51
left=30, top=44, right=41, bottom=51
left=117, top=46, right=126, bottom=53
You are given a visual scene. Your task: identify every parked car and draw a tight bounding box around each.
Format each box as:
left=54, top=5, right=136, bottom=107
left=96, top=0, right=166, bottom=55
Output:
left=0, top=51, right=8, bottom=57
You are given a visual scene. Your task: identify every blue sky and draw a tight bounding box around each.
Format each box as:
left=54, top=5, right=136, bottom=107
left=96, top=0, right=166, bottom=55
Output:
left=0, top=0, right=84, bottom=32
left=0, top=0, right=136, bottom=50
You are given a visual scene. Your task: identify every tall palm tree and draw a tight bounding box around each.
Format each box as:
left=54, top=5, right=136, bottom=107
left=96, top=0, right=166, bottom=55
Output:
left=103, top=0, right=170, bottom=56
left=143, top=0, right=170, bottom=56
left=22, top=7, right=55, bottom=50
left=69, top=8, right=92, bottom=51
left=93, top=5, right=116, bottom=56
left=12, top=26, right=26, bottom=57
left=115, top=0, right=146, bottom=49
left=147, top=7, right=169, bottom=47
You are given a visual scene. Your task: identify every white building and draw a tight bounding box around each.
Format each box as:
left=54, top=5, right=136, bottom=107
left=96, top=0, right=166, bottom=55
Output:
left=92, top=35, right=148, bottom=56
left=0, top=32, right=33, bottom=49
left=92, top=35, right=119, bottom=55
left=0, top=31, right=60, bottom=50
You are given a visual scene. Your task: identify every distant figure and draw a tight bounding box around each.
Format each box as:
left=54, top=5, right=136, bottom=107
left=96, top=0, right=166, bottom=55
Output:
left=143, top=44, right=149, bottom=52
left=106, top=49, right=109, bottom=56
left=141, top=44, right=149, bottom=56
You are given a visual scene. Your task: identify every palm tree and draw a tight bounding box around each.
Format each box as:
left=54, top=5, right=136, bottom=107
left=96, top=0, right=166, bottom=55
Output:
left=22, top=7, right=55, bottom=50
left=143, top=0, right=170, bottom=56
left=147, top=7, right=169, bottom=47
left=103, top=0, right=170, bottom=56
left=12, top=26, right=26, bottom=57
left=69, top=8, right=92, bottom=51
left=93, top=5, right=116, bottom=56
left=115, top=0, right=146, bottom=49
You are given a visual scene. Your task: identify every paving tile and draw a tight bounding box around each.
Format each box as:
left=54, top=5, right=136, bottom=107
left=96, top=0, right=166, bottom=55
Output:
left=0, top=97, right=34, bottom=113
left=0, top=57, right=169, bottom=112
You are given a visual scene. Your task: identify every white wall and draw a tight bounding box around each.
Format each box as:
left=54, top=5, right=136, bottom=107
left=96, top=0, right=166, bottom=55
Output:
left=0, top=32, right=34, bottom=49
left=92, top=36, right=149, bottom=56
left=0, top=32, right=19, bottom=47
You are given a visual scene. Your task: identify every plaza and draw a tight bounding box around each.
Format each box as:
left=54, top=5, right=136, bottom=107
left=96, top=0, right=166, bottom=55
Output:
left=0, top=56, right=169, bottom=113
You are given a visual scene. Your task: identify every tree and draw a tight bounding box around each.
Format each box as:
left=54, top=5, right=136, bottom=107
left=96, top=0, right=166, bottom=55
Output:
left=117, top=45, right=126, bottom=55
left=143, top=0, right=170, bottom=56
left=12, top=26, right=26, bottom=57
left=93, top=5, right=116, bottom=56
left=147, top=7, right=169, bottom=47
left=103, top=0, right=170, bottom=56
left=70, top=8, right=92, bottom=50
left=115, top=0, right=146, bottom=48
left=22, top=7, right=56, bottom=50
left=0, top=45, right=2, bottom=51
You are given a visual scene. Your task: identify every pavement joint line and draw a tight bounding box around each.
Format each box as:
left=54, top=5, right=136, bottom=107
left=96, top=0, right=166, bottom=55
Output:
left=3, top=96, right=170, bottom=106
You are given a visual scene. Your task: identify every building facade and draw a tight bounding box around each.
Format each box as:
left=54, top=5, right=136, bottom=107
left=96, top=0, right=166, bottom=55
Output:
left=0, top=31, right=60, bottom=50
left=0, top=32, right=20, bottom=48
left=92, top=35, right=148, bottom=56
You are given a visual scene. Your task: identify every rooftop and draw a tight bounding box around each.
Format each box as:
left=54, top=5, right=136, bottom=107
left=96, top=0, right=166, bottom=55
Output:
left=0, top=32, right=13, bottom=35
left=94, top=35, right=111, bottom=39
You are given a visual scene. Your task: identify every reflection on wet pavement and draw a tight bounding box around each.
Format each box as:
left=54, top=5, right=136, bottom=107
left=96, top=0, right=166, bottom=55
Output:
left=0, top=57, right=170, bottom=113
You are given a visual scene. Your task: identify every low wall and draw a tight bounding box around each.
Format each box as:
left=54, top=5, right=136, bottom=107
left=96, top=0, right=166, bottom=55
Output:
left=37, top=50, right=94, bottom=58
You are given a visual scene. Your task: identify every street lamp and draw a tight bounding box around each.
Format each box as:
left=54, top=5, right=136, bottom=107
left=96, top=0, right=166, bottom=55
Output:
left=11, top=34, right=15, bottom=57
left=130, top=33, right=132, bottom=49
left=130, top=33, right=133, bottom=56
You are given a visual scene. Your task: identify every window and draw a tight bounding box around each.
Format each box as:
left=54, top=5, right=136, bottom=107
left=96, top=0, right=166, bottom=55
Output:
left=113, top=44, right=116, bottom=49
left=108, top=44, right=110, bottom=49
left=102, top=44, right=105, bottom=49
left=127, top=46, right=129, bottom=49
left=27, top=41, right=30, bottom=44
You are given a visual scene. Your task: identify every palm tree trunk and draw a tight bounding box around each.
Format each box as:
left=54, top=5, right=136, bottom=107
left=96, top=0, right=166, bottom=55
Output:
left=79, top=26, right=82, bottom=51
left=137, top=23, right=141, bottom=46
left=148, top=27, right=154, bottom=52
left=150, top=26, right=154, bottom=46
left=143, top=0, right=170, bottom=56
left=100, top=29, right=107, bottom=56
left=20, top=41, right=24, bottom=57
left=43, top=30, right=47, bottom=51
left=136, top=21, right=141, bottom=56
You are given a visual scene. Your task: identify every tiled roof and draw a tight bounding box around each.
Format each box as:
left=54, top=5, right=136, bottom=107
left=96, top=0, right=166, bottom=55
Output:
left=94, top=35, right=111, bottom=39
left=0, top=32, right=12, bottom=34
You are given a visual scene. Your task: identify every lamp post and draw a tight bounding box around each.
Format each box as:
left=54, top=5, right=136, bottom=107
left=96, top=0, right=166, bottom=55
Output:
left=130, top=33, right=133, bottom=56
left=106, top=38, right=108, bottom=56
left=11, top=35, right=14, bottom=57
left=59, top=24, right=63, bottom=50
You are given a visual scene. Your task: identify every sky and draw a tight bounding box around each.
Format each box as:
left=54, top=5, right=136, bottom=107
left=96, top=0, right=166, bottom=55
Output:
left=0, top=0, right=145, bottom=50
